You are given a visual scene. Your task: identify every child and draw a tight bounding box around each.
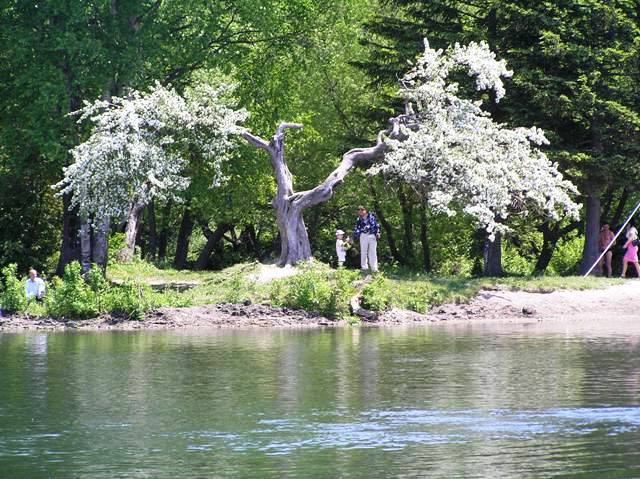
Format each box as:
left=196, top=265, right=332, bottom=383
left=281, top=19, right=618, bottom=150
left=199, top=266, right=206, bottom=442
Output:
left=335, top=230, right=350, bottom=267
left=622, top=229, right=640, bottom=278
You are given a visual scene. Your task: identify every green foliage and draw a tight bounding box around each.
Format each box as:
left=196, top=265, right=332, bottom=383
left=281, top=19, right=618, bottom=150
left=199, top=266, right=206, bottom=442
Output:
left=361, top=276, right=393, bottom=311
left=108, top=233, right=127, bottom=263
left=43, top=262, right=167, bottom=320
left=269, top=263, right=358, bottom=318
left=502, top=242, right=534, bottom=276
left=404, top=284, right=445, bottom=314
left=548, top=235, right=583, bottom=276
left=0, top=264, right=27, bottom=313
left=45, top=262, right=98, bottom=319
left=104, top=281, right=153, bottom=321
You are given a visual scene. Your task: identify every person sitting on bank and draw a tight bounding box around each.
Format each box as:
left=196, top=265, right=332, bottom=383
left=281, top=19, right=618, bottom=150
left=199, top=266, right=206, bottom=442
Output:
left=25, top=268, right=46, bottom=300
left=353, top=205, right=380, bottom=273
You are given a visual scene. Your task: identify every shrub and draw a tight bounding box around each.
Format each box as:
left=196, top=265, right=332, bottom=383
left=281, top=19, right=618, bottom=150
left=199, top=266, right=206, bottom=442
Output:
left=1, top=264, right=27, bottom=313
left=105, top=281, right=153, bottom=321
left=404, top=284, right=444, bottom=313
left=548, top=235, right=583, bottom=275
left=361, top=276, right=392, bottom=311
left=45, top=262, right=98, bottom=319
left=224, top=271, right=251, bottom=303
left=108, top=232, right=127, bottom=263
left=269, top=264, right=358, bottom=318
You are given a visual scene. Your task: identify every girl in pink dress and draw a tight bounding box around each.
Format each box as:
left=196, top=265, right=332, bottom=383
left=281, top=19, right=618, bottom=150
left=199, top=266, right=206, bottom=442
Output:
left=621, top=233, right=640, bottom=278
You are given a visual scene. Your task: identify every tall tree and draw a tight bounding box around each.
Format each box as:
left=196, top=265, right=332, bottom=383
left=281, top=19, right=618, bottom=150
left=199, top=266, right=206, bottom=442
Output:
left=56, top=82, right=246, bottom=271
left=358, top=0, right=640, bottom=274
left=244, top=40, right=580, bottom=265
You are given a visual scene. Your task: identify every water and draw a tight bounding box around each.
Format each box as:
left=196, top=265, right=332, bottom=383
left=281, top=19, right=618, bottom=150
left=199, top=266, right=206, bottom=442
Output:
left=1, top=323, right=640, bottom=478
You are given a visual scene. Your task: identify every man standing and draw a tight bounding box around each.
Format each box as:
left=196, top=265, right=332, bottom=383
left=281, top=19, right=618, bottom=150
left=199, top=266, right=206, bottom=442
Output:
left=25, top=268, right=46, bottom=300
left=353, top=206, right=380, bottom=273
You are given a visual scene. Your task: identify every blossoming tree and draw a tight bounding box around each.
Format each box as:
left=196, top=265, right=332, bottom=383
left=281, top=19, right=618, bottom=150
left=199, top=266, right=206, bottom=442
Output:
left=245, top=39, right=580, bottom=268
left=56, top=82, right=247, bottom=270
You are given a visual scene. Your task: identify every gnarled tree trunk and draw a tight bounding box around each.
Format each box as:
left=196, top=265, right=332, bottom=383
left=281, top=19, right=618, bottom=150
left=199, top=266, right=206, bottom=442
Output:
left=79, top=219, right=92, bottom=274
left=57, top=193, right=81, bottom=275
left=117, top=199, right=146, bottom=263
left=92, top=217, right=110, bottom=271
left=483, top=231, right=503, bottom=277
left=243, top=122, right=393, bottom=266
left=195, top=222, right=230, bottom=270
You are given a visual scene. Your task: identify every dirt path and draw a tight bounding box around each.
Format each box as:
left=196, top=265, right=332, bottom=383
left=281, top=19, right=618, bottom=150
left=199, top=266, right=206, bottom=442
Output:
left=2, top=281, right=639, bottom=332
left=379, top=280, right=640, bottom=325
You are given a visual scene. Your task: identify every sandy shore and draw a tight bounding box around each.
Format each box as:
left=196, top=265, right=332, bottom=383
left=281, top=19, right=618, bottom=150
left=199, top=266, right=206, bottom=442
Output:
left=1, top=281, right=638, bottom=332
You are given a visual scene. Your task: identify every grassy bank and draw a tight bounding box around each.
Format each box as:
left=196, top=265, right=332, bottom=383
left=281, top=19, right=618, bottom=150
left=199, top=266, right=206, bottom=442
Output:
left=109, top=260, right=623, bottom=318
left=1, top=260, right=622, bottom=321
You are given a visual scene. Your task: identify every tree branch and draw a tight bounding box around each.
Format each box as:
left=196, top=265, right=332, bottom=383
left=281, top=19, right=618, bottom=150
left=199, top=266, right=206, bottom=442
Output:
left=241, top=131, right=272, bottom=152
left=275, top=122, right=303, bottom=139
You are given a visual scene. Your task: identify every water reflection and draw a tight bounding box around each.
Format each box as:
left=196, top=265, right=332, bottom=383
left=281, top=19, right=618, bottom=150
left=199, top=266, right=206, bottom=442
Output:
left=1, top=324, right=640, bottom=478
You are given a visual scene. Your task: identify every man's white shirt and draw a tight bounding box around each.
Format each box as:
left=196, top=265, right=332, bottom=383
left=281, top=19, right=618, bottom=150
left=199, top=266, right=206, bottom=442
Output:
left=25, top=277, right=46, bottom=299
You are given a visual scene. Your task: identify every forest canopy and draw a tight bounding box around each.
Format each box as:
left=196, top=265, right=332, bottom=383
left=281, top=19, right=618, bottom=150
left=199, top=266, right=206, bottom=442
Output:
left=1, top=0, right=639, bottom=277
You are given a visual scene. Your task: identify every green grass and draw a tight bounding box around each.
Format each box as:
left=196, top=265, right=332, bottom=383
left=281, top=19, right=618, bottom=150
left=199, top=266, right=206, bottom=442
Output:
left=108, top=260, right=265, bottom=306
left=102, top=260, right=627, bottom=317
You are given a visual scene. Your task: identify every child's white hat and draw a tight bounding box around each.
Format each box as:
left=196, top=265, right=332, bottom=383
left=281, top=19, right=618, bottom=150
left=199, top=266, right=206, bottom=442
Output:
left=336, top=229, right=344, bottom=236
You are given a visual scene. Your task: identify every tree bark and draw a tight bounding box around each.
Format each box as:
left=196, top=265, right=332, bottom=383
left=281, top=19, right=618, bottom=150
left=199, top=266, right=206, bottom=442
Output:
left=157, top=201, right=172, bottom=261
left=92, top=217, right=111, bottom=271
left=398, top=186, right=415, bottom=263
left=580, top=121, right=605, bottom=276
left=117, top=199, right=146, bottom=263
left=56, top=193, right=81, bottom=275
left=483, top=232, right=503, bottom=277
left=79, top=219, right=92, bottom=274
left=174, top=206, right=194, bottom=269
left=194, top=222, right=230, bottom=270
left=243, top=122, right=391, bottom=265
left=146, top=199, right=158, bottom=261
left=534, top=222, right=559, bottom=275
left=419, top=200, right=431, bottom=272
left=579, top=193, right=601, bottom=275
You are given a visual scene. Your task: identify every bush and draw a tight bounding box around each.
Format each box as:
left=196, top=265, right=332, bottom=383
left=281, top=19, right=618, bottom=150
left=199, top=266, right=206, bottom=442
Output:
left=501, top=241, right=534, bottom=276
left=108, top=232, right=126, bottom=262
left=45, top=262, right=98, bottom=319
left=104, top=281, right=153, bottom=321
left=361, top=276, right=392, bottom=311
left=1, top=264, right=27, bottom=313
left=269, top=264, right=358, bottom=318
left=548, top=235, right=583, bottom=275
left=404, top=284, right=444, bottom=313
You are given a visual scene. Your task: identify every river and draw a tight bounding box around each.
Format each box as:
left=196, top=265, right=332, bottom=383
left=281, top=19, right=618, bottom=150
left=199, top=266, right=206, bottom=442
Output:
left=1, top=322, right=640, bottom=478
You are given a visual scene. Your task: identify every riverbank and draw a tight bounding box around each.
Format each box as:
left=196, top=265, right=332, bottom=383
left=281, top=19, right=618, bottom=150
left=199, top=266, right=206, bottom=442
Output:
left=2, top=279, right=638, bottom=332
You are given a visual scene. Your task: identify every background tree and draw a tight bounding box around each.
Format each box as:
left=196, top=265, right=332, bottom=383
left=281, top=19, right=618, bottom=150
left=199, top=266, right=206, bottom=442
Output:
left=358, top=0, right=640, bottom=275
left=56, top=82, right=246, bottom=271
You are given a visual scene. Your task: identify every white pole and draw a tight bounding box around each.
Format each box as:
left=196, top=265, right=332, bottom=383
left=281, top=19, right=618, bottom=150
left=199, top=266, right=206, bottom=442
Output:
left=583, top=199, right=640, bottom=277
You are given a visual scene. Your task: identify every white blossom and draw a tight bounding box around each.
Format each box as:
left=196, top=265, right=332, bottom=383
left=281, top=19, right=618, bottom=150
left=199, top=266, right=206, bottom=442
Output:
left=372, top=39, right=580, bottom=238
left=55, top=82, right=247, bottom=223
